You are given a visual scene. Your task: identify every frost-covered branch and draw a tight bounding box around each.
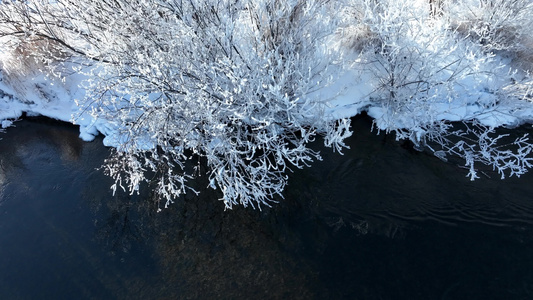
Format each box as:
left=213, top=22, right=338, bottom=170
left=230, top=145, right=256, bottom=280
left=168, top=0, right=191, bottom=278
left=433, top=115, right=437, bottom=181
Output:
left=0, top=0, right=351, bottom=209
left=2, top=0, right=533, bottom=209
left=339, top=0, right=533, bottom=180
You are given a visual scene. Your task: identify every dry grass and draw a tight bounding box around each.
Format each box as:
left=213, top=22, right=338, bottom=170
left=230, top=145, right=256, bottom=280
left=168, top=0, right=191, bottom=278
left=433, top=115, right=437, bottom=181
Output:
left=442, top=0, right=533, bottom=71
left=338, top=23, right=379, bottom=52
left=0, top=37, right=70, bottom=101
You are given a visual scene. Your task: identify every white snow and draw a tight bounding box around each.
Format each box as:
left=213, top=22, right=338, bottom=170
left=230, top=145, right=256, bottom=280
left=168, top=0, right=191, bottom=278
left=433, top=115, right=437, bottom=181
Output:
left=1, top=51, right=533, bottom=146
left=0, top=63, right=135, bottom=146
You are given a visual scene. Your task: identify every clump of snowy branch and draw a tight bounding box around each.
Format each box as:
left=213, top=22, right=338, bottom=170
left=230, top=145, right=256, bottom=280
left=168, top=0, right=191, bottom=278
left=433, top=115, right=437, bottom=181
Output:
left=422, top=120, right=533, bottom=180
left=444, top=0, right=533, bottom=69
left=0, top=0, right=351, bottom=209
left=339, top=0, right=533, bottom=180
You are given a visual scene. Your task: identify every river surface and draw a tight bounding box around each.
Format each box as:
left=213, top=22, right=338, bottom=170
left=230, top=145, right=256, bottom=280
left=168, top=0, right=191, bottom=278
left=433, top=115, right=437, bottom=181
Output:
left=1, top=116, right=533, bottom=299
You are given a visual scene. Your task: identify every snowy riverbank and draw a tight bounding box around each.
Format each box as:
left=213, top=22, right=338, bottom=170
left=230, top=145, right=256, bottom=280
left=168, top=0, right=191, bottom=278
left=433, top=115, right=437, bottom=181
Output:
left=1, top=0, right=533, bottom=207
left=1, top=52, right=532, bottom=146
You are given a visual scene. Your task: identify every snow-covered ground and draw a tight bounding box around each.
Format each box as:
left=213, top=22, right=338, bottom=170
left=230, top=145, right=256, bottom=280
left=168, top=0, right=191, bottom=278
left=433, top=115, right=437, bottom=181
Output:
left=0, top=64, right=122, bottom=144
left=0, top=50, right=532, bottom=146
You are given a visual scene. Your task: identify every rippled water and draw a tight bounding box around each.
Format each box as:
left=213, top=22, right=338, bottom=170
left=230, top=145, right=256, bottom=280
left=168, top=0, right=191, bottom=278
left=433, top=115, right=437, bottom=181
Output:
left=1, top=116, right=533, bottom=299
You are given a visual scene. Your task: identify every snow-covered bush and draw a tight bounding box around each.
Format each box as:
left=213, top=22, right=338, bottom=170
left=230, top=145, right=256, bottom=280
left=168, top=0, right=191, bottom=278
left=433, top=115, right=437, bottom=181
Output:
left=443, top=0, right=533, bottom=70
left=348, top=0, right=495, bottom=131
left=340, top=0, right=533, bottom=180
left=0, top=0, right=351, bottom=209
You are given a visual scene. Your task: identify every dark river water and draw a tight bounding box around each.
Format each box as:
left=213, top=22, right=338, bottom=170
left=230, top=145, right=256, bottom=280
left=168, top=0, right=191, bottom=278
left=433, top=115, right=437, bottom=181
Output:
left=1, top=115, right=533, bottom=299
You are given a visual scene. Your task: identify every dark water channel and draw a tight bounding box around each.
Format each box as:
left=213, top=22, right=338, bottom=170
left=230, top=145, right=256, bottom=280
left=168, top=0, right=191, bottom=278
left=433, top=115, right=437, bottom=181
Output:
left=1, top=116, right=533, bottom=299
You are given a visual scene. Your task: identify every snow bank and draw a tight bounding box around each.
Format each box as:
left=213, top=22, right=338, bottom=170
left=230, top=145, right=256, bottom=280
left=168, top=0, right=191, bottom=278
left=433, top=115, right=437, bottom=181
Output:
left=1, top=51, right=533, bottom=147
left=0, top=64, right=127, bottom=147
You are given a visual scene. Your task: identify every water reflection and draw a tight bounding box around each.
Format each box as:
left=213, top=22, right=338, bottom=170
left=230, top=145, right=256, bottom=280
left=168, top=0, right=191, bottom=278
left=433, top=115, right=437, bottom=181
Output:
left=1, top=116, right=533, bottom=299
left=83, top=174, right=318, bottom=298
left=288, top=116, right=533, bottom=235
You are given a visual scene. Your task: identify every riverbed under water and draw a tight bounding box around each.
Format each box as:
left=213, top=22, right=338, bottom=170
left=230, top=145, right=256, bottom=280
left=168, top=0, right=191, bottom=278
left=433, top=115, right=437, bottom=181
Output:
left=1, top=116, right=533, bottom=299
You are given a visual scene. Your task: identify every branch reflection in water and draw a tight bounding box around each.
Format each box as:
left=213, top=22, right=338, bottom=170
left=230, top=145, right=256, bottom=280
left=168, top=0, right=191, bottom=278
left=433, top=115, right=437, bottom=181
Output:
left=0, top=115, right=532, bottom=299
